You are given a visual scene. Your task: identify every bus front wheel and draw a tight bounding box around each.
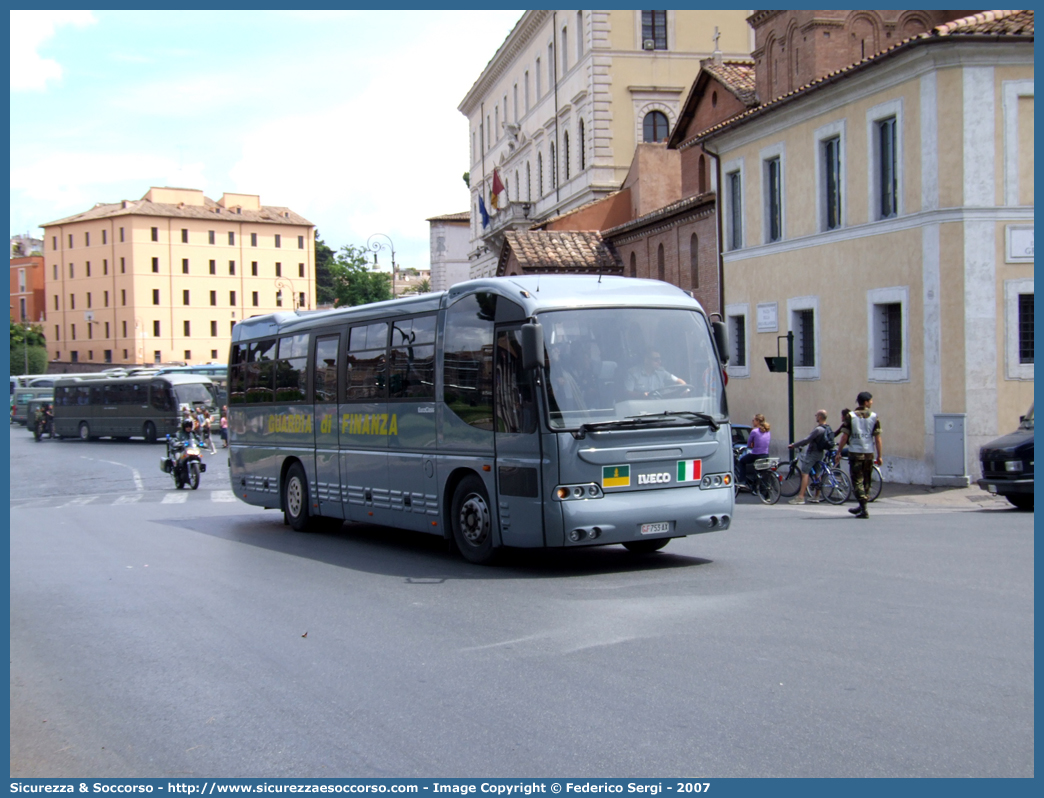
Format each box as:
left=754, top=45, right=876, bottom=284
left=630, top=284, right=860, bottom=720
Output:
left=451, top=475, right=498, bottom=565
left=78, top=422, right=92, bottom=441
left=283, top=462, right=312, bottom=532
left=143, top=421, right=157, bottom=443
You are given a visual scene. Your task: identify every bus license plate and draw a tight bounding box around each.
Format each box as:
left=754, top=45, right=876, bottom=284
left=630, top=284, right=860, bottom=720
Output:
left=640, top=522, right=670, bottom=536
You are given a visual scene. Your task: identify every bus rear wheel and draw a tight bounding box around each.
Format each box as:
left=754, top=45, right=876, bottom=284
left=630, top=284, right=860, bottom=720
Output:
left=143, top=421, right=157, bottom=444
left=623, top=538, right=670, bottom=554
left=78, top=422, right=92, bottom=441
left=283, top=462, right=312, bottom=532
left=451, top=475, right=498, bottom=565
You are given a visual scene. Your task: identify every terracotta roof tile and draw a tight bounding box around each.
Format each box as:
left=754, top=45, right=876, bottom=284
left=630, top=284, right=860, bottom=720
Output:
left=426, top=211, right=470, bottom=223
left=498, top=231, right=622, bottom=275
left=700, top=59, right=758, bottom=107
left=42, top=194, right=313, bottom=228
left=691, top=9, right=1033, bottom=147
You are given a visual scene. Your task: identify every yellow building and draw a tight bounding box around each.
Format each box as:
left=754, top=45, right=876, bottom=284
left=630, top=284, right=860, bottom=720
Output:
left=459, top=9, right=753, bottom=277
left=41, top=187, right=315, bottom=367
left=695, top=11, right=1034, bottom=485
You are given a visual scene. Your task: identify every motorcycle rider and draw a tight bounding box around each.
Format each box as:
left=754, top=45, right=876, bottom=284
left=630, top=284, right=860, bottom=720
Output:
left=42, top=403, right=54, bottom=438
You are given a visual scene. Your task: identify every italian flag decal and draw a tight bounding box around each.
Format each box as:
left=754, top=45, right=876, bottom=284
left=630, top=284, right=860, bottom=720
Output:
left=602, top=465, right=630, bottom=488
left=677, top=459, right=703, bottom=483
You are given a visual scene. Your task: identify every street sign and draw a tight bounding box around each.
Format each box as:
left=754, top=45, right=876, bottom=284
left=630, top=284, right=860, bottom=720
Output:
left=765, top=356, right=788, bottom=372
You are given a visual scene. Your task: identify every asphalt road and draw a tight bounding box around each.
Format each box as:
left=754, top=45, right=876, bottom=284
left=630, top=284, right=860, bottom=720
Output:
left=9, top=427, right=1035, bottom=777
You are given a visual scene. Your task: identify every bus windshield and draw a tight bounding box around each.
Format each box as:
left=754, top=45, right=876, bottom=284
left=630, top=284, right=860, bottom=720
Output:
left=540, top=307, right=726, bottom=430
left=175, top=382, right=218, bottom=408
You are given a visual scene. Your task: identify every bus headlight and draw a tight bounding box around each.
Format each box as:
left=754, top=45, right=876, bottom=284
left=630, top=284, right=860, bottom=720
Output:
left=554, top=483, right=603, bottom=500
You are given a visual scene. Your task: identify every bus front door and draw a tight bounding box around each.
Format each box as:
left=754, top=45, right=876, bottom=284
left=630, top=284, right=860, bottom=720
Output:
left=312, top=333, right=344, bottom=520
left=493, top=328, right=544, bottom=547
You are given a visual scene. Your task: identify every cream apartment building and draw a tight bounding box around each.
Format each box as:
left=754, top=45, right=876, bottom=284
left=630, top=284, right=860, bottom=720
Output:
left=695, top=11, right=1034, bottom=484
left=458, top=9, right=753, bottom=278
left=41, top=187, right=315, bottom=367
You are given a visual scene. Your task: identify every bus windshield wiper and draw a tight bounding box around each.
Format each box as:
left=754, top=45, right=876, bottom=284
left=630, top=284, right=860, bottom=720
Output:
left=572, top=411, right=720, bottom=439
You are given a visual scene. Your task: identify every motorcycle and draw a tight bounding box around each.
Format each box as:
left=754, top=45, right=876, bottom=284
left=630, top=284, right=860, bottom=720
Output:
left=161, top=434, right=206, bottom=490
left=32, top=411, right=53, bottom=442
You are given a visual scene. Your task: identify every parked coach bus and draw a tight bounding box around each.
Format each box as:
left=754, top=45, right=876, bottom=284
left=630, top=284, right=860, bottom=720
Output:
left=157, top=364, right=228, bottom=406
left=53, top=373, right=218, bottom=442
left=228, top=275, right=733, bottom=563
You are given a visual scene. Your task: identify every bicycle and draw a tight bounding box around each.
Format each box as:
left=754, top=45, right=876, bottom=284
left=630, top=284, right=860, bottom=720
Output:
left=778, top=448, right=851, bottom=504
left=734, top=451, right=782, bottom=504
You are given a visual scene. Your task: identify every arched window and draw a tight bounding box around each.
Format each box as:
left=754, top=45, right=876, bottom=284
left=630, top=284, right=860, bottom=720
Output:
left=537, top=153, right=543, bottom=196
left=656, top=243, right=665, bottom=281
left=698, top=154, right=707, bottom=194
left=550, top=142, right=557, bottom=187
left=690, top=234, right=699, bottom=289
left=629, top=252, right=637, bottom=278
left=643, top=111, right=669, bottom=143
left=579, top=119, right=586, bottom=170
left=563, top=132, right=570, bottom=180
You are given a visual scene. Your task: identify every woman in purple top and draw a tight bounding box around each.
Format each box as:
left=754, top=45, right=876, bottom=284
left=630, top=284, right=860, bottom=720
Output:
left=737, top=414, right=771, bottom=488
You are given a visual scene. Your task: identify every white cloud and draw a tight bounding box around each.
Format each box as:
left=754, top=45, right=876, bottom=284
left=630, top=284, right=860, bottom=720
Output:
left=10, top=10, right=96, bottom=91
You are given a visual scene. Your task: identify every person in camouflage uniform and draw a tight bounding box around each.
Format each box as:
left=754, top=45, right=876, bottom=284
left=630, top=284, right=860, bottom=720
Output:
left=835, top=391, right=882, bottom=519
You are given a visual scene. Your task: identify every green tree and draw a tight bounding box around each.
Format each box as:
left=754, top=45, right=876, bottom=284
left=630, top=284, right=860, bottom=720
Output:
left=410, top=278, right=431, bottom=295
left=314, top=230, right=336, bottom=306
left=329, top=245, right=392, bottom=307
left=9, top=321, right=47, bottom=375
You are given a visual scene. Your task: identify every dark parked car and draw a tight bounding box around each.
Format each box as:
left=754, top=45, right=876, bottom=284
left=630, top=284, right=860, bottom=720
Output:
left=977, top=404, right=1034, bottom=510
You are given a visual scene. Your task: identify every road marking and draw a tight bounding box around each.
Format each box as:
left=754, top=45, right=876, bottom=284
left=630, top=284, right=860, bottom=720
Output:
left=210, top=490, right=236, bottom=502
left=81, top=455, right=144, bottom=492
left=161, top=493, right=188, bottom=504
left=114, top=494, right=143, bottom=504
left=64, top=496, right=98, bottom=506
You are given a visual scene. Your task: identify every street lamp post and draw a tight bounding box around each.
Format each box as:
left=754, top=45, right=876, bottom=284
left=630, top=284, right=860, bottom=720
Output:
left=274, top=278, right=298, bottom=310
left=367, top=233, right=397, bottom=297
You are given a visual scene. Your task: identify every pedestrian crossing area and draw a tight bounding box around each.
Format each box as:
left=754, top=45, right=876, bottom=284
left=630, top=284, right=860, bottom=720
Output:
left=12, top=489, right=242, bottom=509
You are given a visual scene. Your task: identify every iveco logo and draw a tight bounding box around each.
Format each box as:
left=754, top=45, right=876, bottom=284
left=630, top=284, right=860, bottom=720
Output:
left=638, top=472, right=671, bottom=485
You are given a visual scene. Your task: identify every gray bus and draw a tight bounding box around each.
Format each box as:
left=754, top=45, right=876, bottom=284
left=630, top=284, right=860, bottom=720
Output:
left=228, top=275, right=734, bottom=563
left=53, top=373, right=218, bottom=442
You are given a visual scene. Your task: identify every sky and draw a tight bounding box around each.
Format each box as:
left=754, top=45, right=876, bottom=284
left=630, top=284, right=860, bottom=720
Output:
left=9, top=9, right=524, bottom=272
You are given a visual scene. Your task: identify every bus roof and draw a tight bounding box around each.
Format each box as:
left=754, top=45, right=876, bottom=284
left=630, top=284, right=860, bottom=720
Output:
left=231, top=276, right=704, bottom=342
left=54, top=373, right=215, bottom=388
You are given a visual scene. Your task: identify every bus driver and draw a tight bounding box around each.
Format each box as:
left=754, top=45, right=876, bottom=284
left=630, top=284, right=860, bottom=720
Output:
left=625, top=350, right=686, bottom=398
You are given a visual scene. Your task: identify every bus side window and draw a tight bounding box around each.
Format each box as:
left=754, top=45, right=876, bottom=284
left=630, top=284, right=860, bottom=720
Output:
left=443, top=293, right=495, bottom=430
left=313, top=335, right=340, bottom=403
left=276, top=334, right=309, bottom=403
left=246, top=338, right=277, bottom=403
left=229, top=344, right=246, bottom=404
left=346, top=323, right=388, bottom=402
left=150, top=381, right=173, bottom=411
left=390, top=315, right=436, bottom=400
left=495, top=329, right=536, bottom=434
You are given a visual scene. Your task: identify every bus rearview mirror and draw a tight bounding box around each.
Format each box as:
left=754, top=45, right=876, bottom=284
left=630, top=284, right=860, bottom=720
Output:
left=711, top=320, right=729, bottom=366
left=521, top=322, right=544, bottom=371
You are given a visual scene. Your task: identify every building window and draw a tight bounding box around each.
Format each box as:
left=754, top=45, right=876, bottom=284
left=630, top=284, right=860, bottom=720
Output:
left=561, top=25, right=569, bottom=73
left=252, top=291, right=259, bottom=307
left=550, top=142, right=557, bottom=188
left=71, top=324, right=76, bottom=340
left=70, top=294, right=75, bottom=310
left=275, top=262, right=282, bottom=277
left=86, top=261, right=91, bottom=277
left=228, top=232, right=235, bottom=245
left=68, top=234, right=73, bottom=248
left=526, top=162, right=532, bottom=201
left=183, top=289, right=190, bottom=306
left=251, top=232, right=257, bottom=247
left=55, top=325, right=59, bottom=341
left=104, top=290, right=109, bottom=307
left=548, top=43, right=554, bottom=87
left=231, top=321, right=236, bottom=334
left=867, top=286, right=909, bottom=382
left=153, top=289, right=160, bottom=305
left=787, top=296, right=820, bottom=380
left=877, top=116, right=897, bottom=219
left=105, top=321, right=110, bottom=337
left=689, top=234, right=699, bottom=289
left=563, top=132, right=570, bottom=180
left=53, top=236, right=57, bottom=249
left=1004, top=278, right=1034, bottom=380
left=181, top=228, right=188, bottom=243
left=579, top=119, right=586, bottom=170
left=88, top=324, right=93, bottom=340
left=536, top=58, right=541, bottom=98
left=102, top=229, right=107, bottom=245
left=104, top=350, right=112, bottom=364
left=184, top=321, right=191, bottom=336
left=274, top=234, right=281, bottom=248
left=121, top=289, right=126, bottom=306
left=103, top=259, right=108, bottom=275
left=122, top=321, right=127, bottom=337
left=211, top=349, right=218, bottom=360
left=819, top=129, right=843, bottom=231
left=119, top=227, right=124, bottom=243
left=642, top=10, right=668, bottom=50
left=84, top=232, right=89, bottom=246
left=643, top=111, right=669, bottom=143
left=726, top=168, right=743, bottom=250
left=298, top=235, right=304, bottom=249
left=120, top=257, right=125, bottom=273
left=230, top=291, right=236, bottom=306
left=87, top=292, right=92, bottom=308
left=151, top=227, right=158, bottom=242
left=69, top=263, right=74, bottom=278
left=153, top=321, right=160, bottom=337
left=209, top=230, right=215, bottom=245
left=229, top=260, right=236, bottom=275
left=1019, top=293, right=1034, bottom=364
left=18, top=297, right=26, bottom=321
left=731, top=313, right=748, bottom=369
left=629, top=252, right=637, bottom=278
left=53, top=264, right=57, bottom=280
left=209, top=259, right=216, bottom=275
left=765, top=156, right=782, bottom=242
left=71, top=351, right=78, bottom=363
left=182, top=258, right=189, bottom=274
left=211, top=321, right=218, bottom=337
left=154, top=351, right=162, bottom=364
left=577, top=11, right=584, bottom=56
left=538, top=152, right=543, bottom=196
left=210, top=291, right=217, bottom=306
left=656, top=243, right=665, bottom=281
left=54, top=295, right=59, bottom=311
left=251, top=261, right=258, bottom=276
left=299, top=292, right=306, bottom=308
left=298, top=263, right=305, bottom=278
left=152, top=257, right=159, bottom=273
